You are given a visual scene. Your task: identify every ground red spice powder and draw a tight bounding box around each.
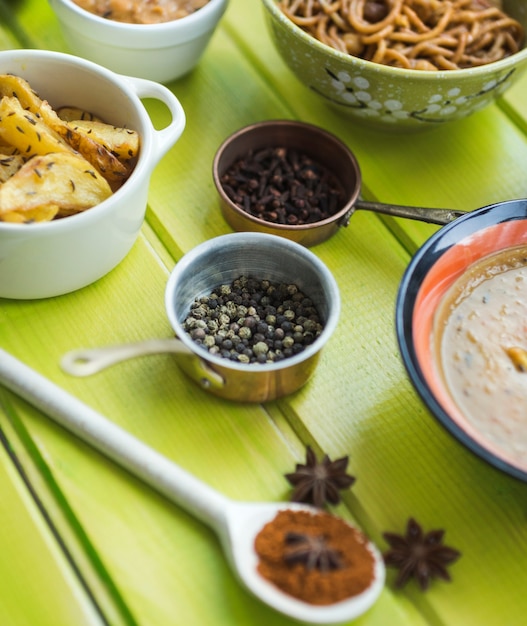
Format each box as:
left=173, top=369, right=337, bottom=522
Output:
left=254, top=509, right=376, bottom=605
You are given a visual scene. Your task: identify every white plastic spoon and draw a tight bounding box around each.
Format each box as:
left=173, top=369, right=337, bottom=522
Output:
left=0, top=349, right=385, bottom=624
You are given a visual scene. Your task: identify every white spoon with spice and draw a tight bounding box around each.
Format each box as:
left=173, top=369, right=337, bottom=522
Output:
left=0, top=348, right=385, bottom=624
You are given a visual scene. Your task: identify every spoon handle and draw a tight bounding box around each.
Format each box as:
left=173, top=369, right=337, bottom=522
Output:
left=0, top=349, right=229, bottom=529
left=355, top=199, right=465, bottom=225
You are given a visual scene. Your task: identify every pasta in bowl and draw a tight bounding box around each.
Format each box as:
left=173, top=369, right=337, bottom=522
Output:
left=261, top=0, right=527, bottom=129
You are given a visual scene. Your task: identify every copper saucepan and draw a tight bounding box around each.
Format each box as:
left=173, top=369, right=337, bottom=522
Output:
left=213, top=120, right=465, bottom=247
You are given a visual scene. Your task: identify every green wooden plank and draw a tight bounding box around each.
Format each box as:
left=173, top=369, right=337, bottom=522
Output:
left=0, top=405, right=107, bottom=626
left=0, top=389, right=141, bottom=626
left=499, top=66, right=527, bottom=134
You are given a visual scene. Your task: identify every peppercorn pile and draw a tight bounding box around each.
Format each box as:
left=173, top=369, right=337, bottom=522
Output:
left=182, top=275, right=324, bottom=364
left=220, top=147, right=344, bottom=226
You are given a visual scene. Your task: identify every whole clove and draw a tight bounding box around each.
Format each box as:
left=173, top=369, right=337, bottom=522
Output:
left=220, top=147, right=344, bottom=226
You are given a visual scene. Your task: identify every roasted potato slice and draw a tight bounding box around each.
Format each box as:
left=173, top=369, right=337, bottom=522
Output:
left=0, top=152, right=112, bottom=222
left=0, top=75, right=135, bottom=189
left=0, top=204, right=59, bottom=223
left=57, top=106, right=103, bottom=123
left=66, top=120, right=140, bottom=162
left=0, top=74, right=44, bottom=113
left=40, top=101, right=132, bottom=190
left=0, top=74, right=140, bottom=220
left=0, top=96, right=74, bottom=158
left=0, top=153, right=25, bottom=183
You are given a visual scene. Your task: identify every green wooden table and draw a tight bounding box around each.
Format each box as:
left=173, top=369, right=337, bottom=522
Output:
left=1, top=1, right=527, bottom=625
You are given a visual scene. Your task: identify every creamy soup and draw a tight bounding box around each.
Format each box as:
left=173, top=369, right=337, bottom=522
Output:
left=73, top=0, right=210, bottom=24
left=434, top=245, right=527, bottom=466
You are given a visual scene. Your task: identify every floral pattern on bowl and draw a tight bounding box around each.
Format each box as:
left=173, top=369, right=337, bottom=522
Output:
left=317, top=66, right=516, bottom=125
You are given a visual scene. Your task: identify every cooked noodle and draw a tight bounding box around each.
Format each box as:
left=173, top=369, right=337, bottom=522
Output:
left=278, top=0, right=525, bottom=70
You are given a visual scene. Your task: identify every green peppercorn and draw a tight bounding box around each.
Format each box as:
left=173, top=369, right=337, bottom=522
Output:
left=253, top=341, right=269, bottom=356
left=203, top=335, right=216, bottom=349
left=303, top=319, right=318, bottom=333
left=289, top=334, right=300, bottom=347
left=287, top=284, right=298, bottom=295
left=207, top=320, right=219, bottom=333
left=239, top=326, right=252, bottom=340
left=293, top=331, right=304, bottom=344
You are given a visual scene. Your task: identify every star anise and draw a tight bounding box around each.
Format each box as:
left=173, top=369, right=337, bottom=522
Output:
left=383, top=518, right=461, bottom=591
left=284, top=531, right=343, bottom=572
left=285, top=446, right=356, bottom=508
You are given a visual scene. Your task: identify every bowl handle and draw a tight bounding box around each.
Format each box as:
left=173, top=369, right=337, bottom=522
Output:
left=123, top=76, right=186, bottom=163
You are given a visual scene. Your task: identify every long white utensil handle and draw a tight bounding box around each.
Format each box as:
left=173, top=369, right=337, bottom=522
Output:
left=0, top=349, right=228, bottom=528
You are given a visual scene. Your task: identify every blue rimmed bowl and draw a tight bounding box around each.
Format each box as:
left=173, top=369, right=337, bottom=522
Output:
left=396, top=199, right=527, bottom=481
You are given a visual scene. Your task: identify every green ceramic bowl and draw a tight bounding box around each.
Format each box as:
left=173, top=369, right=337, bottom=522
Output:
left=261, top=0, right=527, bottom=130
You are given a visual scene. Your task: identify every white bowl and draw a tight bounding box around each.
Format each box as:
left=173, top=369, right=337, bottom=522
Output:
left=48, top=0, right=229, bottom=82
left=0, top=49, right=186, bottom=300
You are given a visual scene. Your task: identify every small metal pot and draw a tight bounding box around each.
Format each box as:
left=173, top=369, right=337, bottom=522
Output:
left=62, top=232, right=340, bottom=403
left=164, top=232, right=340, bottom=402
left=212, top=120, right=464, bottom=247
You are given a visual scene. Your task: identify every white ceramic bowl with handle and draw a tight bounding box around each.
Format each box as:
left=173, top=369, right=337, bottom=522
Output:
left=48, top=0, right=229, bottom=83
left=0, top=49, right=186, bottom=300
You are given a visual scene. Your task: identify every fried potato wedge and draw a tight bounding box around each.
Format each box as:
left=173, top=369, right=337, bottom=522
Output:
left=38, top=100, right=131, bottom=190
left=57, top=106, right=103, bottom=123
left=0, top=204, right=59, bottom=223
left=0, top=74, right=140, bottom=221
left=66, top=120, right=140, bottom=162
left=0, top=140, right=19, bottom=154
left=0, top=153, right=25, bottom=183
left=0, top=96, right=74, bottom=158
left=0, top=152, right=112, bottom=222
left=0, top=74, right=44, bottom=112
left=0, top=75, right=135, bottom=190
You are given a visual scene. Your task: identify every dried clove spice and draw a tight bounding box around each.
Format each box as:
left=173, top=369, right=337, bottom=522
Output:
left=182, top=275, right=324, bottom=364
left=220, top=147, right=344, bottom=226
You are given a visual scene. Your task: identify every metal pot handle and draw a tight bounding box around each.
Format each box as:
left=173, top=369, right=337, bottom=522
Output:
left=60, top=337, right=224, bottom=390
left=340, top=199, right=466, bottom=227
